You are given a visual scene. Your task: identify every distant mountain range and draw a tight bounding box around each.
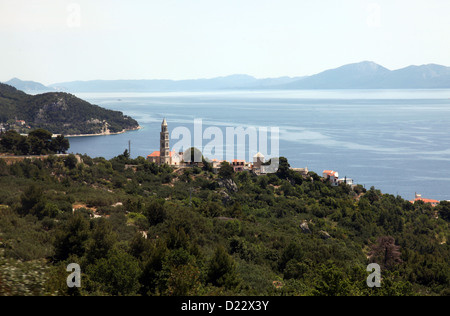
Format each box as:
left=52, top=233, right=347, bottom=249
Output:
left=4, top=61, right=450, bottom=92
left=278, top=61, right=450, bottom=89
left=48, top=74, right=305, bottom=92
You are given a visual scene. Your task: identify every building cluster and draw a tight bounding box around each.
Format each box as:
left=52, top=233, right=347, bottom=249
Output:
left=146, top=119, right=440, bottom=206
left=146, top=119, right=308, bottom=176
left=322, top=170, right=354, bottom=187
left=0, top=120, right=31, bottom=134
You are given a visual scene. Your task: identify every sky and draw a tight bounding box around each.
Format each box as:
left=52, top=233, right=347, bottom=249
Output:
left=1, top=0, right=450, bottom=85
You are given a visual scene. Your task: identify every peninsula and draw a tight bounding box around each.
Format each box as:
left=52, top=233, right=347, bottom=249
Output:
left=0, top=83, right=140, bottom=136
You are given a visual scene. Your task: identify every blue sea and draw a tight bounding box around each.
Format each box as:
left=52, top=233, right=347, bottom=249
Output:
left=67, top=89, right=450, bottom=202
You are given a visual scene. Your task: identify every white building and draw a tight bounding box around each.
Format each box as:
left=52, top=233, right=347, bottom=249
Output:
left=338, top=177, right=353, bottom=185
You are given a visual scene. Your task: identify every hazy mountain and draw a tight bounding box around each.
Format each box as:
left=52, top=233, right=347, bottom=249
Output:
left=8, top=61, right=450, bottom=93
left=49, top=75, right=303, bottom=92
left=275, top=61, right=450, bottom=89
left=375, top=64, right=450, bottom=89
left=4, top=78, right=52, bottom=92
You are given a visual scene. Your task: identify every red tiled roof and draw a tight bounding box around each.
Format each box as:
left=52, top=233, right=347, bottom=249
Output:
left=323, top=170, right=337, bottom=176
left=148, top=151, right=160, bottom=157
left=412, top=198, right=439, bottom=204
left=147, top=151, right=175, bottom=158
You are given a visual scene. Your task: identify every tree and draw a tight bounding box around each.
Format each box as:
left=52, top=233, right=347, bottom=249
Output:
left=129, top=233, right=152, bottom=260
left=312, top=262, right=352, bottom=296
left=436, top=201, right=450, bottom=222
left=364, top=186, right=382, bottom=204
left=218, top=161, right=234, bottom=179
left=86, top=218, right=117, bottom=264
left=202, top=156, right=213, bottom=172
left=53, top=213, right=90, bottom=262
left=64, top=154, right=78, bottom=169
left=50, top=135, right=70, bottom=154
left=279, top=241, right=304, bottom=271
left=28, top=129, right=53, bottom=155
left=276, top=157, right=291, bottom=180
left=0, top=129, right=69, bottom=155
left=0, top=130, right=22, bottom=152
left=19, top=185, right=47, bottom=218
left=16, top=137, right=31, bottom=155
left=28, top=129, right=53, bottom=142
left=368, top=236, right=403, bottom=270
left=143, top=199, right=167, bottom=226
left=165, top=262, right=201, bottom=296
left=139, top=241, right=169, bottom=295
left=87, top=249, right=141, bottom=296
left=207, top=246, right=240, bottom=290
left=283, top=260, right=309, bottom=280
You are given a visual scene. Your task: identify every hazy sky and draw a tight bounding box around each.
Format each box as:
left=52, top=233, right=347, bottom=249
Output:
left=2, top=0, right=450, bottom=84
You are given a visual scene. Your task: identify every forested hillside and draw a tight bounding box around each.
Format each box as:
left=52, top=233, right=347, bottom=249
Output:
left=0, top=152, right=449, bottom=296
left=0, top=83, right=139, bottom=135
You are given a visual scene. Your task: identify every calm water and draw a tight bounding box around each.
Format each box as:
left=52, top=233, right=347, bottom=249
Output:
left=67, top=89, right=450, bottom=201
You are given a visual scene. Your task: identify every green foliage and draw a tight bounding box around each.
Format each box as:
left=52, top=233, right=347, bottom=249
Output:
left=0, top=129, right=70, bottom=155
left=64, top=154, right=78, bottom=169
left=85, top=218, right=117, bottom=264
left=436, top=201, right=450, bottom=222
left=143, top=199, right=167, bottom=226
left=311, top=262, right=353, bottom=296
left=86, top=248, right=141, bottom=296
left=53, top=213, right=90, bottom=262
left=0, top=154, right=448, bottom=296
left=207, top=246, right=241, bottom=290
left=0, top=249, right=52, bottom=296
left=218, top=161, right=234, bottom=179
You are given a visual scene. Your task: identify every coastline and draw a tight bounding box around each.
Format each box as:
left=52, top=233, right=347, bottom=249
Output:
left=56, top=125, right=142, bottom=138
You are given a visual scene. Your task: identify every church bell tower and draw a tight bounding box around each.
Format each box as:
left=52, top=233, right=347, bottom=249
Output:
left=160, top=118, right=170, bottom=165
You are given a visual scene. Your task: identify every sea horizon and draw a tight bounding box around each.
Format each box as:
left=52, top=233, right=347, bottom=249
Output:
left=65, top=88, right=450, bottom=202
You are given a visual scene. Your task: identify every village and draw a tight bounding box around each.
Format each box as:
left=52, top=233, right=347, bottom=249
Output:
left=145, top=119, right=442, bottom=207
left=0, top=119, right=31, bottom=134
left=146, top=119, right=312, bottom=176
left=0, top=118, right=442, bottom=207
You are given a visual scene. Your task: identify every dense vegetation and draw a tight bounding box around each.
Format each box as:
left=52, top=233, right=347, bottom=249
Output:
left=0, top=151, right=449, bottom=296
left=0, top=83, right=139, bottom=135
left=0, top=129, right=69, bottom=155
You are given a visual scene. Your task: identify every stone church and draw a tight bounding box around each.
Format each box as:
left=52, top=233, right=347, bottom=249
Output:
left=147, top=119, right=183, bottom=166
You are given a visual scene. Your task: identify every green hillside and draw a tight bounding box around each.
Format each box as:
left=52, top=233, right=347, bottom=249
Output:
left=0, top=153, right=448, bottom=296
left=0, top=83, right=139, bottom=135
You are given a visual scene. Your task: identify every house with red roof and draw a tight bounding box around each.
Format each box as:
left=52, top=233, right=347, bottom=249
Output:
left=231, top=159, right=247, bottom=172
left=410, top=193, right=440, bottom=207
left=147, top=150, right=183, bottom=166
left=323, top=170, right=339, bottom=186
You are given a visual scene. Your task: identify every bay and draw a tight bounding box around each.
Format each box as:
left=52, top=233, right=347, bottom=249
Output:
left=67, top=89, right=450, bottom=202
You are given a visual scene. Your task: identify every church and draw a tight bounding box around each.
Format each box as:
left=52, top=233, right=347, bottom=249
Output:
left=147, top=119, right=183, bottom=166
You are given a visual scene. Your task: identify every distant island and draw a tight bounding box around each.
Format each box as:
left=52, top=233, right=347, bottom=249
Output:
left=4, top=61, right=450, bottom=93
left=0, top=83, right=140, bottom=136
